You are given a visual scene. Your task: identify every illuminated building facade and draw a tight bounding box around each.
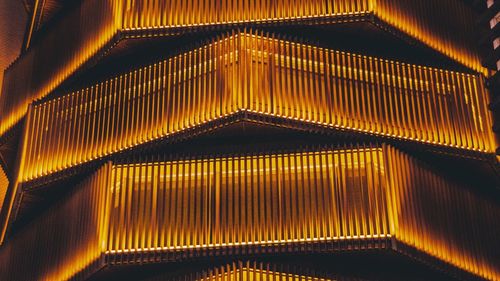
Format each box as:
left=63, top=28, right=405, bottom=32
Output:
left=0, top=0, right=499, bottom=280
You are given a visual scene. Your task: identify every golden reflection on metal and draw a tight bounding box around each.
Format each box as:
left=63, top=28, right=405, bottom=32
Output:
left=0, top=146, right=498, bottom=281
left=0, top=0, right=123, bottom=137
left=107, top=148, right=389, bottom=255
left=0, top=167, right=8, bottom=215
left=148, top=261, right=355, bottom=281
left=195, top=265, right=334, bottom=281
left=20, top=31, right=495, bottom=182
left=0, top=163, right=112, bottom=281
left=0, top=0, right=486, bottom=138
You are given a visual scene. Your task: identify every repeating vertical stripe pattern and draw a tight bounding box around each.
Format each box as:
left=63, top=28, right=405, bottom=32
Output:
left=384, top=146, right=500, bottom=281
left=106, top=146, right=500, bottom=280
left=107, top=147, right=389, bottom=258
left=122, top=0, right=484, bottom=74
left=144, top=261, right=367, bottom=281
left=374, top=0, right=484, bottom=74
left=0, top=0, right=486, bottom=138
left=0, top=163, right=112, bottom=281
left=21, top=32, right=495, bottom=182
left=0, top=166, right=8, bottom=216
left=0, top=0, right=123, bottom=137
left=121, top=0, right=371, bottom=30
left=0, top=146, right=498, bottom=280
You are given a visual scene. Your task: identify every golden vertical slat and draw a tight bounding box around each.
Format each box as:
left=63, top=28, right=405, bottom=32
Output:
left=2, top=145, right=498, bottom=280
left=0, top=167, right=8, bottom=214
left=374, top=0, right=485, bottom=75
left=48, top=146, right=493, bottom=281
left=142, top=260, right=371, bottom=280
left=0, top=0, right=485, bottom=138
left=20, top=31, right=495, bottom=182
left=384, top=144, right=500, bottom=281
left=108, top=147, right=388, bottom=257
left=0, top=164, right=112, bottom=281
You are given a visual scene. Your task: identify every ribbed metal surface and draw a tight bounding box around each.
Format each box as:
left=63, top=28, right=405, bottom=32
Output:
left=383, top=145, right=500, bottom=281
left=0, top=163, right=111, bottom=281
left=121, top=0, right=371, bottom=29
left=107, top=147, right=390, bottom=257
left=0, top=166, right=8, bottom=217
left=0, top=146, right=498, bottom=281
left=20, top=31, right=495, bottom=182
left=0, top=0, right=486, bottom=138
left=0, top=2, right=496, bottom=280
left=0, top=0, right=122, bottom=137
left=0, top=0, right=27, bottom=94
left=144, top=260, right=368, bottom=281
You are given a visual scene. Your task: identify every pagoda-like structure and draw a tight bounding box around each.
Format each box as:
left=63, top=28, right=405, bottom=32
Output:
left=0, top=1, right=499, bottom=280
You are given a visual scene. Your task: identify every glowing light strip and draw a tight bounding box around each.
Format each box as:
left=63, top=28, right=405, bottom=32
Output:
left=0, top=0, right=487, bottom=139
left=20, top=32, right=495, bottom=182
left=149, top=261, right=352, bottom=281
left=0, top=146, right=499, bottom=281
left=0, top=163, right=112, bottom=281
left=107, top=148, right=388, bottom=255
left=106, top=147, right=500, bottom=280
left=0, top=167, right=8, bottom=215
left=148, top=261, right=359, bottom=281
left=106, top=234, right=391, bottom=255
left=384, top=145, right=500, bottom=281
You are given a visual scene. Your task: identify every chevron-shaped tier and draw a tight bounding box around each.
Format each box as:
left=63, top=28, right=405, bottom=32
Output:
left=0, top=0, right=485, bottom=138
left=19, top=32, right=495, bottom=182
left=141, top=261, right=372, bottom=281
left=0, top=1, right=498, bottom=280
left=0, top=145, right=498, bottom=281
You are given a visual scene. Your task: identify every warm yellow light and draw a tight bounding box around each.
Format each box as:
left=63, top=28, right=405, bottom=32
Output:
left=0, top=166, right=8, bottom=214
left=19, top=32, right=495, bottom=182
left=188, top=262, right=340, bottom=281
left=0, top=164, right=111, bottom=281
left=1, top=146, right=498, bottom=281
left=146, top=261, right=349, bottom=281
left=104, top=146, right=500, bottom=281
left=0, top=0, right=487, bottom=139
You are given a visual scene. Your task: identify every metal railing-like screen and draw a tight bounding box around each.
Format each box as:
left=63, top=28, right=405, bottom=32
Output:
left=107, top=148, right=389, bottom=255
left=21, top=32, right=495, bottom=182
left=143, top=260, right=368, bottom=281
left=1, top=146, right=499, bottom=281
left=0, top=164, right=111, bottom=281
left=0, top=0, right=485, bottom=137
left=0, top=167, right=8, bottom=218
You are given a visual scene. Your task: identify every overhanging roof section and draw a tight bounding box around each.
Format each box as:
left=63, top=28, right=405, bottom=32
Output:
left=19, top=32, right=496, bottom=182
left=0, top=0, right=487, bottom=138
left=0, top=145, right=498, bottom=281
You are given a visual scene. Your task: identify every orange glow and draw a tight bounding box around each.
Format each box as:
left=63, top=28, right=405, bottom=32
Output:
left=0, top=164, right=111, bottom=281
left=0, top=0, right=122, bottom=137
left=0, top=2, right=495, bottom=280
left=1, top=146, right=499, bottom=281
left=0, top=166, right=8, bottom=214
left=160, top=261, right=343, bottom=280
left=107, top=148, right=388, bottom=254
left=384, top=146, right=500, bottom=281
left=20, top=32, right=496, bottom=182
left=107, top=146, right=500, bottom=281
left=0, top=0, right=486, bottom=138
left=374, top=0, right=486, bottom=76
